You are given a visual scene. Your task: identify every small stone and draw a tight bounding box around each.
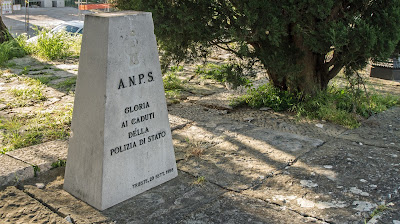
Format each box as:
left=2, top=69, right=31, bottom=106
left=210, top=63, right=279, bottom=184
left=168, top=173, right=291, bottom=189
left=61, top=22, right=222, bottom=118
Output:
left=359, top=142, right=363, bottom=146
left=259, top=175, right=265, bottom=180
left=297, top=198, right=315, bottom=208
left=65, top=215, right=73, bottom=223
left=352, top=201, right=377, bottom=212
left=310, top=172, right=316, bottom=176
left=300, top=180, right=318, bottom=188
left=393, top=220, right=400, bottom=224
left=369, top=184, right=378, bottom=188
left=35, top=183, right=45, bottom=189
left=259, top=107, right=271, bottom=111
left=390, top=143, right=395, bottom=145
left=391, top=154, right=398, bottom=158
left=243, top=117, right=254, bottom=122
left=360, top=192, right=370, bottom=196
left=315, top=123, right=324, bottom=128
left=360, top=179, right=367, bottom=183
left=323, top=165, right=333, bottom=169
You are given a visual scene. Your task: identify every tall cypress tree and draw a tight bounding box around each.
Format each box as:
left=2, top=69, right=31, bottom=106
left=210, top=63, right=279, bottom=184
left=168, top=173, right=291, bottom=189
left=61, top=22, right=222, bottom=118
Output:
left=116, top=0, right=400, bottom=95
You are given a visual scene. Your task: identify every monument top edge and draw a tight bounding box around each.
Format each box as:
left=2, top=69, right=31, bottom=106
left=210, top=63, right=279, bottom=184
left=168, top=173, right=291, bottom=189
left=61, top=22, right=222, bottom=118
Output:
left=87, top=11, right=151, bottom=18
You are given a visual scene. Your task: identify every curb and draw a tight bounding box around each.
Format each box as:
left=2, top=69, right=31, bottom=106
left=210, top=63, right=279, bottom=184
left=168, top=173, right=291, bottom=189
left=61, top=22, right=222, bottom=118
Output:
left=0, top=140, right=68, bottom=188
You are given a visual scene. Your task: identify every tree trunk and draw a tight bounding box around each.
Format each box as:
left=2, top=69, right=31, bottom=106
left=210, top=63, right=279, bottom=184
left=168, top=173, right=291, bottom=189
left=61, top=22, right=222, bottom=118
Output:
left=0, top=16, right=12, bottom=43
left=267, top=33, right=341, bottom=96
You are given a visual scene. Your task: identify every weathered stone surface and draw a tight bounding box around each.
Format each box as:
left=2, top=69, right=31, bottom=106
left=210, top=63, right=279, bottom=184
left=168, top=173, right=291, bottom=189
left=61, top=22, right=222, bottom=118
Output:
left=225, top=108, right=348, bottom=142
left=0, top=154, right=33, bottom=188
left=23, top=169, right=226, bottom=223
left=196, top=92, right=237, bottom=110
left=174, top=115, right=324, bottom=191
left=169, top=114, right=192, bottom=131
left=64, top=11, right=177, bottom=210
left=103, top=171, right=225, bottom=223
left=243, top=138, right=400, bottom=223
left=341, top=106, right=400, bottom=148
left=0, top=186, right=68, bottom=223
left=23, top=169, right=109, bottom=224
left=181, top=192, right=328, bottom=224
left=7, top=140, right=68, bottom=173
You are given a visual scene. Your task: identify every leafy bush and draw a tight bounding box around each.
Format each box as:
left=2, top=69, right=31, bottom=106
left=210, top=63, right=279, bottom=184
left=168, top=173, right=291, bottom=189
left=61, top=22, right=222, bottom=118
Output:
left=196, top=63, right=250, bottom=89
left=18, top=28, right=82, bottom=60
left=0, top=39, right=26, bottom=65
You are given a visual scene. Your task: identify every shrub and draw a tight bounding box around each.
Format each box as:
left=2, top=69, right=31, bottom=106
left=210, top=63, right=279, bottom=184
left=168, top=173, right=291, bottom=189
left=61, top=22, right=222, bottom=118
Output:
left=195, top=63, right=251, bottom=89
left=19, top=28, right=82, bottom=60
left=0, top=39, right=26, bottom=65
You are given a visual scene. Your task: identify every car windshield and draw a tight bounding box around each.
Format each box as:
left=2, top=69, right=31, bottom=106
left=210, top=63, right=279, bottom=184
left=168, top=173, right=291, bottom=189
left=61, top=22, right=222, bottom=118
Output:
left=52, top=24, right=80, bottom=34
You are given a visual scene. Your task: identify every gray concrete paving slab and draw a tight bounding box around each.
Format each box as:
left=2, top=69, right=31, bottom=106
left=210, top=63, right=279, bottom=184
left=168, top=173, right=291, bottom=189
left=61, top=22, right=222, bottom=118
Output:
left=0, top=186, right=68, bottom=223
left=6, top=140, right=68, bottom=173
left=172, top=104, right=324, bottom=192
left=340, top=107, right=400, bottom=149
left=181, top=192, right=328, bottom=224
left=21, top=169, right=227, bottom=223
left=0, top=154, right=33, bottom=188
left=243, top=138, right=400, bottom=223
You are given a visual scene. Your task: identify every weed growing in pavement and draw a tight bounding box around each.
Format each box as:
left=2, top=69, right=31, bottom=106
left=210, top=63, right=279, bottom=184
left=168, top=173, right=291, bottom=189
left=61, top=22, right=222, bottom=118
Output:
left=6, top=77, right=47, bottom=108
left=51, top=159, right=67, bottom=169
left=231, top=82, right=399, bottom=129
left=55, top=77, right=77, bottom=92
left=32, top=165, right=40, bottom=177
left=33, top=76, right=59, bottom=85
left=195, top=63, right=251, bottom=89
left=365, top=204, right=388, bottom=223
left=0, top=107, right=72, bottom=153
left=193, top=176, right=206, bottom=185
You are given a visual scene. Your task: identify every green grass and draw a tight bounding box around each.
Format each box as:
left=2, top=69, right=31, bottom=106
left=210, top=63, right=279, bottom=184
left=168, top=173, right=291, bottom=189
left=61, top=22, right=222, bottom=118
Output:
left=163, top=72, right=184, bottom=91
left=163, top=71, right=185, bottom=102
left=33, top=76, right=59, bottom=85
left=55, top=77, right=77, bottom=92
left=0, top=108, right=72, bottom=153
left=0, top=39, right=26, bottom=66
left=6, top=77, right=47, bottom=108
left=17, top=28, right=82, bottom=60
left=231, top=83, right=399, bottom=129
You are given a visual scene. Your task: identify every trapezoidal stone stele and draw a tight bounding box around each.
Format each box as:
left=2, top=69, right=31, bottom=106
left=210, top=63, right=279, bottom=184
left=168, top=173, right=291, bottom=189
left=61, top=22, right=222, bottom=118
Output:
left=63, top=11, right=178, bottom=211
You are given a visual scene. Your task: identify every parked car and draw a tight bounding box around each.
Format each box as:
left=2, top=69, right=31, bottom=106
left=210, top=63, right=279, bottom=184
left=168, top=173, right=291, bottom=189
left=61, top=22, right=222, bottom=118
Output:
left=27, top=21, right=84, bottom=43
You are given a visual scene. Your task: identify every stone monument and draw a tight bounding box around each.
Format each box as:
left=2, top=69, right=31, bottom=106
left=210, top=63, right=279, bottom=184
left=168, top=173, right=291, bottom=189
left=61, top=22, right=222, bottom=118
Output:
left=64, top=11, right=178, bottom=211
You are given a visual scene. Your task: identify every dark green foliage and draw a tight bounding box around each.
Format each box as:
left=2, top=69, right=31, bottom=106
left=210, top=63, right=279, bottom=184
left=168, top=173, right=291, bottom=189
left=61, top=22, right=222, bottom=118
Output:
left=115, top=0, right=400, bottom=94
left=196, top=63, right=251, bottom=88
